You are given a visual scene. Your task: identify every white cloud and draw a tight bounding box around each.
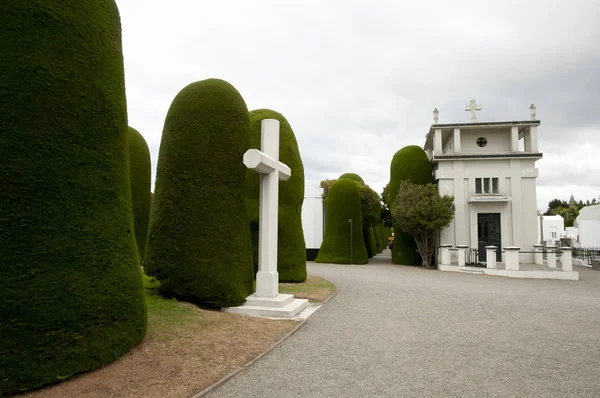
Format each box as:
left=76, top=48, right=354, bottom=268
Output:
left=116, top=0, right=600, bottom=211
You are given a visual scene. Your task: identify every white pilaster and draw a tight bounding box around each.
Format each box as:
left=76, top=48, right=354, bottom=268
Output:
left=529, top=126, right=539, bottom=152
left=453, top=128, right=461, bottom=154
left=511, top=126, right=519, bottom=152
left=434, top=128, right=442, bottom=154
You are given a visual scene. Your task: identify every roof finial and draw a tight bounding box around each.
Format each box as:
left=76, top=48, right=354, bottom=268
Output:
left=433, top=108, right=439, bottom=123
left=530, top=103, right=537, bottom=120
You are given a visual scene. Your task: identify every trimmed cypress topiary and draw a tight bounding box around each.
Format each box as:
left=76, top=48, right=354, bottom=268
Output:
left=315, top=179, right=368, bottom=264
left=145, top=79, right=254, bottom=307
left=0, top=2, right=146, bottom=394
left=388, top=145, right=433, bottom=265
left=374, top=225, right=383, bottom=253
left=128, top=127, right=152, bottom=261
left=246, top=109, right=306, bottom=282
left=338, top=173, right=364, bottom=184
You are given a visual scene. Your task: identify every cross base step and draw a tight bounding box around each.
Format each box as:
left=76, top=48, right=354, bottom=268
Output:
left=459, top=267, right=485, bottom=275
left=223, top=294, right=309, bottom=319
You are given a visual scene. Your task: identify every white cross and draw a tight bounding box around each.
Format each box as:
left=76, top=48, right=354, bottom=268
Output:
left=243, top=119, right=291, bottom=298
left=465, top=100, right=482, bottom=122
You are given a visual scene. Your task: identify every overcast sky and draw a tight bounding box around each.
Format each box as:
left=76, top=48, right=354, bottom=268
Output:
left=117, top=0, right=600, bottom=212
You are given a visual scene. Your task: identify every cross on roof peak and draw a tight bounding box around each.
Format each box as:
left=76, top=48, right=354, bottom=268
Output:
left=465, top=100, right=482, bottom=122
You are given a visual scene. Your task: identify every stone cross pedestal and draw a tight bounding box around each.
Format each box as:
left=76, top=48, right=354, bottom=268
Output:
left=223, top=119, right=308, bottom=318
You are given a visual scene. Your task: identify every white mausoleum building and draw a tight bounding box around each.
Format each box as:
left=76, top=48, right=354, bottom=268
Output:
left=424, top=101, right=542, bottom=263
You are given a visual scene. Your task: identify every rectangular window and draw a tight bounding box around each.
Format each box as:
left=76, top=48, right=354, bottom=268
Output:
left=484, top=178, right=490, bottom=194
left=476, top=177, right=500, bottom=195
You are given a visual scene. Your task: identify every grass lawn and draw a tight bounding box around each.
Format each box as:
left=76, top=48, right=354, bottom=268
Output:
left=21, top=274, right=335, bottom=398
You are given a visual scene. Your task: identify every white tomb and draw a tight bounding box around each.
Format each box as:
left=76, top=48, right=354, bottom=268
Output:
left=425, top=101, right=542, bottom=263
left=301, top=185, right=324, bottom=261
left=574, top=204, right=600, bottom=247
left=224, top=119, right=308, bottom=318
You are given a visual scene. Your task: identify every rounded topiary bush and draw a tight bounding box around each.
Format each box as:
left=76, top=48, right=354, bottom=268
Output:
left=388, top=145, right=432, bottom=265
left=145, top=79, right=254, bottom=307
left=128, top=126, right=152, bottom=261
left=246, top=109, right=306, bottom=282
left=0, top=2, right=146, bottom=394
left=339, top=173, right=364, bottom=184
left=315, top=179, right=368, bottom=264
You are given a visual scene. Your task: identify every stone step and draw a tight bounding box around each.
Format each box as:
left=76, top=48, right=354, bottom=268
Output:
left=223, top=298, right=309, bottom=319
left=458, top=267, right=485, bottom=275
left=244, top=293, right=294, bottom=308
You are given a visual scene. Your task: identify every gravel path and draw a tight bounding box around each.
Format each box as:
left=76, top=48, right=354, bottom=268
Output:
left=206, top=251, right=600, bottom=397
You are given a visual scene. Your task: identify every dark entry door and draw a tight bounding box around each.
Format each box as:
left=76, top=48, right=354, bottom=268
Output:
left=477, top=213, right=501, bottom=262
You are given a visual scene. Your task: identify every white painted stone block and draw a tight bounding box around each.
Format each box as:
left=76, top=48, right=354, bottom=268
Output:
left=457, top=245, right=468, bottom=267
left=546, top=246, right=557, bottom=269
left=440, top=244, right=451, bottom=265
left=504, top=246, right=520, bottom=271
left=561, top=247, right=573, bottom=272
left=486, top=246, right=497, bottom=269
left=533, top=244, right=544, bottom=265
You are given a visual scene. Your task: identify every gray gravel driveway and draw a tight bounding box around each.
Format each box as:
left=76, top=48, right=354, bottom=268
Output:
left=206, top=251, right=600, bottom=397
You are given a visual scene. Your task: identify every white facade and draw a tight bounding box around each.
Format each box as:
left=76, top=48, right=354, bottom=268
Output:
left=424, top=111, right=542, bottom=263
left=574, top=204, right=600, bottom=247
left=301, top=186, right=324, bottom=258
left=539, top=215, right=564, bottom=246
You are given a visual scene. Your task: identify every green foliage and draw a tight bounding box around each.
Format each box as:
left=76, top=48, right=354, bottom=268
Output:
left=128, top=127, right=152, bottom=261
left=245, top=109, right=306, bottom=282
left=544, top=199, right=569, bottom=215
left=374, top=225, right=383, bottom=253
left=380, top=184, right=392, bottom=228
left=391, top=182, right=455, bottom=268
left=0, top=2, right=146, bottom=394
left=388, top=146, right=433, bottom=265
left=315, top=179, right=368, bottom=264
left=145, top=79, right=254, bottom=307
left=339, top=173, right=364, bottom=183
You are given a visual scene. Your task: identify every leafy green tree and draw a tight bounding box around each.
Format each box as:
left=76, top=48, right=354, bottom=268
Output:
left=0, top=2, right=146, bottom=394
left=380, top=184, right=392, bottom=228
left=391, top=182, right=455, bottom=268
left=544, top=199, right=568, bottom=215
left=388, top=146, right=433, bottom=265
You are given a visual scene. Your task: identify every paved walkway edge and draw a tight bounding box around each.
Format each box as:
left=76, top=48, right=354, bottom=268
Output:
left=191, top=288, right=339, bottom=398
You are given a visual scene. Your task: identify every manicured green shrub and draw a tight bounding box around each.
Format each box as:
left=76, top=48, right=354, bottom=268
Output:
left=128, top=127, right=152, bottom=261
left=145, top=79, right=254, bottom=307
left=0, top=2, right=146, bottom=394
left=368, top=227, right=377, bottom=256
left=388, top=145, right=433, bottom=265
left=339, top=173, right=364, bottom=184
left=374, top=225, right=383, bottom=253
left=246, top=109, right=306, bottom=282
left=315, top=179, right=368, bottom=264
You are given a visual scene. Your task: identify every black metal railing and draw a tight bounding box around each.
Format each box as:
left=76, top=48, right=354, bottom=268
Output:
left=572, top=247, right=600, bottom=265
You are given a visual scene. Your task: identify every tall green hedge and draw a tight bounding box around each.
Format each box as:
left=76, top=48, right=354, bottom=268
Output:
left=388, top=145, right=432, bottom=265
left=128, top=127, right=152, bottom=261
left=245, top=109, right=306, bottom=282
left=0, top=2, right=146, bottom=394
left=145, top=79, right=254, bottom=307
left=339, top=173, right=364, bottom=184
left=315, top=179, right=368, bottom=264
left=374, top=225, right=383, bottom=253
